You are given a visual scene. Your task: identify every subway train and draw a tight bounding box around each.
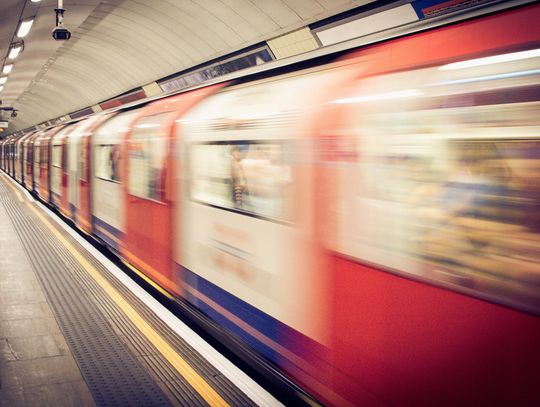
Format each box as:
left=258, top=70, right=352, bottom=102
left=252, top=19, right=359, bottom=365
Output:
left=2, top=3, right=540, bottom=405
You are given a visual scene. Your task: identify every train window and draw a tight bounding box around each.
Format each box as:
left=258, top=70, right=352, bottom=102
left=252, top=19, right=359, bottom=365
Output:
left=190, top=141, right=293, bottom=221
left=34, top=145, right=40, bottom=164
left=331, top=48, right=540, bottom=312
left=78, top=141, right=86, bottom=182
left=51, top=144, right=61, bottom=168
left=128, top=112, right=171, bottom=202
left=95, top=144, right=120, bottom=182
left=26, top=143, right=31, bottom=163
left=40, top=144, right=46, bottom=166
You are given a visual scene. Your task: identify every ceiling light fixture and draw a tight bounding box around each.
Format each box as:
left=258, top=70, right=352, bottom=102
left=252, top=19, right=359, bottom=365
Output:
left=8, top=42, right=24, bottom=59
left=8, top=41, right=24, bottom=59
left=17, top=19, right=35, bottom=38
left=2, top=65, right=13, bottom=74
left=0, top=77, right=7, bottom=85
left=0, top=86, right=3, bottom=92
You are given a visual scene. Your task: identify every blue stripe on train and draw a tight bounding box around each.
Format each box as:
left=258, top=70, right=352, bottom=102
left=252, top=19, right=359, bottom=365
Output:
left=178, top=265, right=327, bottom=368
left=180, top=265, right=280, bottom=363
left=92, top=216, right=122, bottom=251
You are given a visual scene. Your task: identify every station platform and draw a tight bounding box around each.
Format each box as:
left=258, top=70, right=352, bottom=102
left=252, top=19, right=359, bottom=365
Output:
left=0, top=173, right=281, bottom=407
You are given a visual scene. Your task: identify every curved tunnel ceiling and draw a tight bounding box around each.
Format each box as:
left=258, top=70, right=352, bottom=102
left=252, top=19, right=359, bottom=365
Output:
left=0, top=0, right=371, bottom=132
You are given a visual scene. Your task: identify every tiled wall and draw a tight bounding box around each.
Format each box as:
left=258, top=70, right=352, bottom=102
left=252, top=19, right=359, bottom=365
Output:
left=267, top=28, right=320, bottom=59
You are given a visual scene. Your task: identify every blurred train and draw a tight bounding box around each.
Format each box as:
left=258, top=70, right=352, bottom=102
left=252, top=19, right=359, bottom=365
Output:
left=2, top=3, right=540, bottom=405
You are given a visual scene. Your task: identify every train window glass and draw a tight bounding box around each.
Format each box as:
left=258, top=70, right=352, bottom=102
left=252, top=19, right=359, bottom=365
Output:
left=95, top=144, right=120, bottom=182
left=26, top=142, right=31, bottom=163
left=92, top=110, right=139, bottom=183
left=62, top=144, right=67, bottom=171
left=44, top=144, right=49, bottom=166
left=190, top=142, right=293, bottom=221
left=34, top=145, right=40, bottom=164
left=78, top=141, right=86, bottom=181
left=51, top=144, right=61, bottom=168
left=128, top=112, right=172, bottom=202
left=333, top=49, right=540, bottom=312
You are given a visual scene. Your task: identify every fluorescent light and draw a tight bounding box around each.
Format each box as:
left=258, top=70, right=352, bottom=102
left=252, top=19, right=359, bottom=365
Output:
left=17, top=19, right=34, bottom=38
left=0, top=86, right=3, bottom=92
left=440, top=48, right=540, bottom=70
left=2, top=64, right=13, bottom=74
left=332, top=89, right=423, bottom=104
left=31, top=0, right=41, bottom=2
left=8, top=44, right=23, bottom=59
left=0, top=77, right=7, bottom=85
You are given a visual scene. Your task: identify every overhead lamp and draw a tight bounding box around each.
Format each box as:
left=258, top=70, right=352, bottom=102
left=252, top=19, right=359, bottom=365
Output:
left=2, top=64, right=13, bottom=74
left=31, top=0, right=42, bottom=2
left=0, top=77, right=7, bottom=85
left=17, top=19, right=35, bottom=38
left=0, top=86, right=3, bottom=92
left=8, top=42, right=24, bottom=60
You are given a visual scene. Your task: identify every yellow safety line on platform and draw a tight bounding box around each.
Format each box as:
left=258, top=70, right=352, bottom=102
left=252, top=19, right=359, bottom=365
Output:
left=119, top=258, right=175, bottom=300
left=0, top=174, right=230, bottom=407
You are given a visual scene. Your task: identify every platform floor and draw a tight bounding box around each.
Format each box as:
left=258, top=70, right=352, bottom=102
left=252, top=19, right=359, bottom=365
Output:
left=0, top=197, right=96, bottom=406
left=0, top=173, right=281, bottom=407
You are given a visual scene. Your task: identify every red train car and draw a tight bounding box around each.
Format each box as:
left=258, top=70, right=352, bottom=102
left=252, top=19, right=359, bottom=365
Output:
left=314, top=4, right=540, bottom=404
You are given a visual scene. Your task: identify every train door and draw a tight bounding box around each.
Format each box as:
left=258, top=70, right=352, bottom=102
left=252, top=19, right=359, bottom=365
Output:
left=50, top=127, right=70, bottom=210
left=0, top=138, right=4, bottom=172
left=49, top=131, right=64, bottom=209
left=123, top=86, right=220, bottom=295
left=25, top=132, right=40, bottom=191
left=33, top=137, right=41, bottom=194
left=39, top=127, right=61, bottom=203
left=77, top=126, right=94, bottom=233
left=60, top=128, right=72, bottom=217
left=69, top=114, right=108, bottom=227
left=17, top=135, right=27, bottom=183
left=8, top=138, right=12, bottom=175
left=23, top=132, right=35, bottom=189
left=10, top=137, right=16, bottom=177
left=15, top=135, right=24, bottom=183
left=91, top=110, right=140, bottom=251
left=9, top=138, right=13, bottom=176
left=19, top=134, right=31, bottom=184
left=5, top=138, right=9, bottom=173
left=39, top=134, right=49, bottom=201
left=123, top=112, right=174, bottom=290
left=67, top=121, right=86, bottom=222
